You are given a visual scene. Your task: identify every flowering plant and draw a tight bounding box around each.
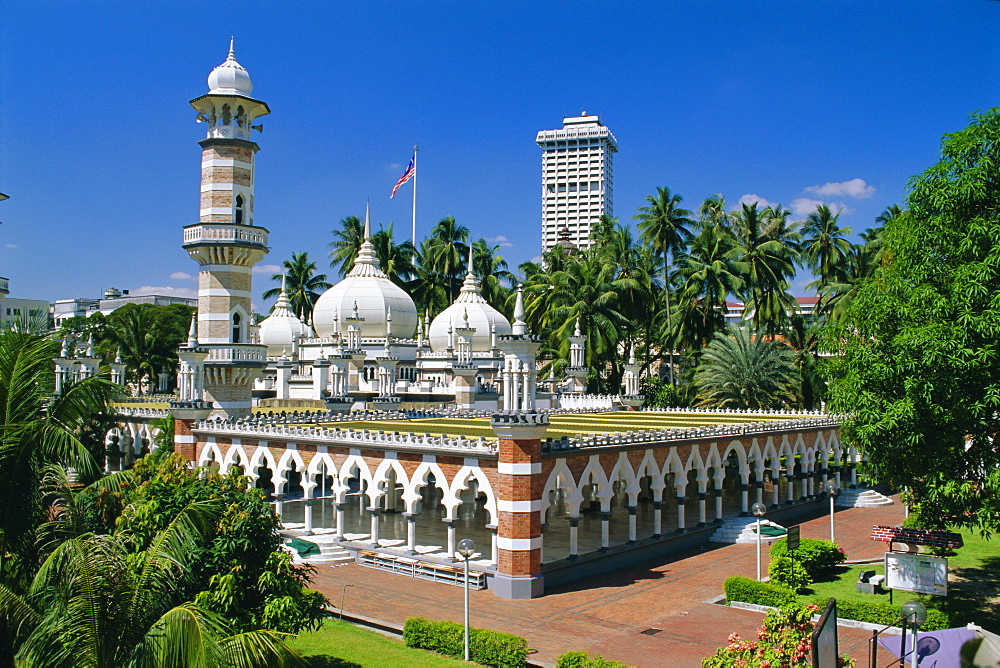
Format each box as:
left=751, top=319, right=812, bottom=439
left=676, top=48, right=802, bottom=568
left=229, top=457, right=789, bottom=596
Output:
left=702, top=604, right=855, bottom=667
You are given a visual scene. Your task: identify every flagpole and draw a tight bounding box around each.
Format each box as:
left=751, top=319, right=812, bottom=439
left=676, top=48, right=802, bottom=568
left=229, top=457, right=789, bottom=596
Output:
left=411, top=144, right=418, bottom=245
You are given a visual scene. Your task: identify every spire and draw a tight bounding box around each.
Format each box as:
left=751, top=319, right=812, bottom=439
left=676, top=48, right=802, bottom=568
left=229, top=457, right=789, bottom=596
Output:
left=228, top=35, right=235, bottom=59
left=187, top=314, right=199, bottom=347
left=345, top=201, right=387, bottom=278
left=629, top=345, right=636, bottom=365
left=352, top=301, right=360, bottom=319
left=364, top=201, right=371, bottom=240
left=455, top=240, right=485, bottom=303
left=467, top=244, right=475, bottom=277
left=86, top=335, right=95, bottom=357
left=512, top=285, right=527, bottom=335
left=574, top=317, right=581, bottom=337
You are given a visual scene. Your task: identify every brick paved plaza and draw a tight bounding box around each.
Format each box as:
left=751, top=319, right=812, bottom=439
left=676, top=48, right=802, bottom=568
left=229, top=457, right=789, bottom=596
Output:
left=311, top=497, right=905, bottom=667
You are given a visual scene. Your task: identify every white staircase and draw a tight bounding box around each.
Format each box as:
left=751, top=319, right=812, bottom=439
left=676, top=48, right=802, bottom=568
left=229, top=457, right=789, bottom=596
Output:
left=835, top=488, right=893, bottom=508
left=710, top=517, right=788, bottom=544
left=303, top=541, right=353, bottom=566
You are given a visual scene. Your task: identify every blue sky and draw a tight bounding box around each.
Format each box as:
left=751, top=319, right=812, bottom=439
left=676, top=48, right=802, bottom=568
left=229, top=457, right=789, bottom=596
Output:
left=1, top=1, right=997, bottom=307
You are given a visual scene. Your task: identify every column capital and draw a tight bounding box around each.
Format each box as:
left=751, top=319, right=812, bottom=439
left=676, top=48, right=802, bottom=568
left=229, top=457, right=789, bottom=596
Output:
left=490, top=410, right=549, bottom=440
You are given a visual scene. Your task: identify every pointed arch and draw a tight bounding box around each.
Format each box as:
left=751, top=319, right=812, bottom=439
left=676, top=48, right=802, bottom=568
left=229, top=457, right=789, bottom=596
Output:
left=542, top=459, right=583, bottom=518
left=402, top=460, right=448, bottom=514
left=446, top=465, right=497, bottom=524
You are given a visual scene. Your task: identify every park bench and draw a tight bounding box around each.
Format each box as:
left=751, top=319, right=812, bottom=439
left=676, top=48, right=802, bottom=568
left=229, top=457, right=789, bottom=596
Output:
left=357, top=550, right=487, bottom=589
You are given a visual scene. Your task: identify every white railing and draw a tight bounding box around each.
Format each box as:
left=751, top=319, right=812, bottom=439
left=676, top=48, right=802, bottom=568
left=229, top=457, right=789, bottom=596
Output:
left=206, top=345, right=267, bottom=363
left=641, top=406, right=828, bottom=417
left=115, top=407, right=172, bottom=419
left=194, top=420, right=498, bottom=455
left=183, top=224, right=268, bottom=246
left=557, top=394, right=617, bottom=410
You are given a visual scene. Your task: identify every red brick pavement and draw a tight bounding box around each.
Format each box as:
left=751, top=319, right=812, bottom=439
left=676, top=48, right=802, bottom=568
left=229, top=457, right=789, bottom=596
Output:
left=310, top=498, right=904, bottom=667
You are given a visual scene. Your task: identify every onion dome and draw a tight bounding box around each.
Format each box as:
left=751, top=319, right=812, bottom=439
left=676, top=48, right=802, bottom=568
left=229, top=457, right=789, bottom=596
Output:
left=258, top=276, right=310, bottom=355
left=428, top=248, right=511, bottom=352
left=207, top=38, right=254, bottom=95
left=313, top=205, right=417, bottom=338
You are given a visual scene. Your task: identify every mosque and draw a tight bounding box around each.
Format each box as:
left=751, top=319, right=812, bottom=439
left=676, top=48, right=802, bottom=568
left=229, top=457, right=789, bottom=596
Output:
left=100, top=45, right=867, bottom=600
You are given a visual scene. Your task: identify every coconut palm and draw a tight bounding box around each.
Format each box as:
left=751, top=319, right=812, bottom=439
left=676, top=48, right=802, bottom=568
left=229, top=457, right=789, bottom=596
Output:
left=730, top=202, right=798, bottom=336
left=262, top=252, right=332, bottom=323
left=327, top=215, right=365, bottom=277
left=635, top=187, right=693, bottom=384
left=0, top=503, right=303, bottom=667
left=693, top=326, right=797, bottom=409
left=0, top=330, right=118, bottom=594
left=421, top=217, right=470, bottom=304
left=471, top=239, right=515, bottom=312
left=370, top=223, right=417, bottom=288
left=802, top=204, right=853, bottom=290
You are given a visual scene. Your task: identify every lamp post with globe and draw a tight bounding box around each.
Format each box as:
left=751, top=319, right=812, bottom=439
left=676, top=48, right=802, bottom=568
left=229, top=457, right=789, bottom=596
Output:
left=825, top=481, right=840, bottom=543
left=900, top=600, right=927, bottom=667
left=751, top=502, right=767, bottom=581
left=456, top=538, right=477, bottom=662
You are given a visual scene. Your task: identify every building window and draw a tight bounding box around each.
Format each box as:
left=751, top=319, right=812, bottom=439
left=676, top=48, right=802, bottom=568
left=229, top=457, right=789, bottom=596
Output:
left=235, top=194, right=245, bottom=225
left=232, top=313, right=242, bottom=343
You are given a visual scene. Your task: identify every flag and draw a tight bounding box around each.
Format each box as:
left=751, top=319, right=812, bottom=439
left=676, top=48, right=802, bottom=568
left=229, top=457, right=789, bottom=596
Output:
left=390, top=155, right=416, bottom=198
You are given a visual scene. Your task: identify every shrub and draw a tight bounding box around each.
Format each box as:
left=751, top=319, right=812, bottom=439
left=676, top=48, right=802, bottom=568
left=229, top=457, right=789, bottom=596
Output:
left=403, top=616, right=529, bottom=668
left=703, top=604, right=855, bottom=667
left=771, top=537, right=846, bottom=578
left=724, top=576, right=796, bottom=608
left=769, top=556, right=811, bottom=591
left=555, top=651, right=634, bottom=667
left=812, top=598, right=950, bottom=632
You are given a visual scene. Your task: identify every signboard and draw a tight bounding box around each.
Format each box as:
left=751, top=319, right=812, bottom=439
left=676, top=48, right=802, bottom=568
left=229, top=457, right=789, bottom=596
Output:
left=786, top=525, right=800, bottom=552
left=884, top=551, right=948, bottom=596
left=811, top=598, right=838, bottom=668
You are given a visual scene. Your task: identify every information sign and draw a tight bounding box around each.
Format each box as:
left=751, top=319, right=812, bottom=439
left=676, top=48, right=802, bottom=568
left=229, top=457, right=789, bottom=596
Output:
left=787, top=525, right=800, bottom=551
left=884, top=551, right=948, bottom=596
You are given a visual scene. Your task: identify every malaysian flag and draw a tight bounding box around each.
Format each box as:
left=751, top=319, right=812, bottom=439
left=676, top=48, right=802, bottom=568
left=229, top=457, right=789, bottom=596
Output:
left=390, top=155, right=416, bottom=198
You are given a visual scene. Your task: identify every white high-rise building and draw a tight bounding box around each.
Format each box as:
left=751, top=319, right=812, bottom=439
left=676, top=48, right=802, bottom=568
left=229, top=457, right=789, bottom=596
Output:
left=536, top=113, right=618, bottom=253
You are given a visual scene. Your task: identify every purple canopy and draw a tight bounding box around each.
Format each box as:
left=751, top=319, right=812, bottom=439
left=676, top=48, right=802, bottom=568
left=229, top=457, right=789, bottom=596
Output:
left=878, top=627, right=976, bottom=666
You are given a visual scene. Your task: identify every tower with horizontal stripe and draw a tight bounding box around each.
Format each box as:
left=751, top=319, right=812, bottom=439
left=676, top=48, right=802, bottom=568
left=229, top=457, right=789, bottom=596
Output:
left=182, top=40, right=270, bottom=418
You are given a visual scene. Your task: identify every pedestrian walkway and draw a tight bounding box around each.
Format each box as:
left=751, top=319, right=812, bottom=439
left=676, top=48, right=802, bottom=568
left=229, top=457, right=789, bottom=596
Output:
left=310, top=497, right=904, bottom=667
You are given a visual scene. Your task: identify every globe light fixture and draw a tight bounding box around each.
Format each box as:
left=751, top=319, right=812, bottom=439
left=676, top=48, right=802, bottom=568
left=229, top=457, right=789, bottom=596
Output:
left=751, top=502, right=767, bottom=582
left=825, top=481, right=840, bottom=543
left=457, top=538, right=476, bottom=661
left=901, top=600, right=927, bottom=666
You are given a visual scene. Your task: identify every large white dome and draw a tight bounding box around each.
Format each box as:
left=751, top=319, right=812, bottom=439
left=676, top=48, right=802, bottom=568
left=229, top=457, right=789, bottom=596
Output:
left=428, top=266, right=511, bottom=352
left=258, top=287, right=310, bottom=355
left=207, top=39, right=254, bottom=95
left=312, top=215, right=417, bottom=338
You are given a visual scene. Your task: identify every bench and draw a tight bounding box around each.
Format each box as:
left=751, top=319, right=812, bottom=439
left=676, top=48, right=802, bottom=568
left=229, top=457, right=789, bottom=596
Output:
left=357, top=551, right=487, bottom=589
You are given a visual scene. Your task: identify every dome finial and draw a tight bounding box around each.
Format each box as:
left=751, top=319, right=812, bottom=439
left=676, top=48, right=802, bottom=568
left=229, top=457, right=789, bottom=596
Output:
left=467, top=243, right=474, bottom=277
left=512, top=285, right=527, bottom=335
left=281, top=269, right=287, bottom=293
left=229, top=36, right=235, bottom=59
left=364, top=201, right=371, bottom=240
left=574, top=317, right=581, bottom=337
left=187, top=313, right=199, bottom=347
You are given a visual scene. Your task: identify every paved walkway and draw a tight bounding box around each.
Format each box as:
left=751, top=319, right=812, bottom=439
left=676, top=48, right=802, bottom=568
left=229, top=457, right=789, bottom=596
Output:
left=311, top=498, right=904, bottom=667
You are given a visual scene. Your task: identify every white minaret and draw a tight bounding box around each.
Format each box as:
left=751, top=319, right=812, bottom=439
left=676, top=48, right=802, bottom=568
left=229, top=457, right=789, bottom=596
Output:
left=181, top=40, right=270, bottom=419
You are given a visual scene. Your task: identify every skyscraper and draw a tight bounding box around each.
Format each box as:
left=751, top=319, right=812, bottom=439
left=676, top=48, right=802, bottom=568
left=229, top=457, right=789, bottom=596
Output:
left=536, top=113, right=618, bottom=253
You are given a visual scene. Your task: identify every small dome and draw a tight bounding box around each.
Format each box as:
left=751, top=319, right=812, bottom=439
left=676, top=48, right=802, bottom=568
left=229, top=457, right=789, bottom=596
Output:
left=207, top=39, right=253, bottom=95
left=428, top=252, right=511, bottom=352
left=312, top=207, right=417, bottom=339
left=258, top=286, right=310, bottom=355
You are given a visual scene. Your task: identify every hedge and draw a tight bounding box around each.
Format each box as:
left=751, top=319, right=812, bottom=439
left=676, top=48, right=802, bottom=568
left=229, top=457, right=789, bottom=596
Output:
left=403, top=616, right=529, bottom=668
left=555, top=651, right=634, bottom=667
left=724, top=576, right=796, bottom=608
left=812, top=598, right=950, bottom=631
left=770, top=537, right=846, bottom=578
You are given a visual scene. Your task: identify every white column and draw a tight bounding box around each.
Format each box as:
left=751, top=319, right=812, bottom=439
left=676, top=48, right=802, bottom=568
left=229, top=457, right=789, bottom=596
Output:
left=405, top=513, right=417, bottom=553
left=369, top=508, right=380, bottom=547
left=446, top=520, right=457, bottom=559
left=569, top=517, right=580, bottom=557
left=335, top=503, right=345, bottom=540
left=303, top=499, right=314, bottom=535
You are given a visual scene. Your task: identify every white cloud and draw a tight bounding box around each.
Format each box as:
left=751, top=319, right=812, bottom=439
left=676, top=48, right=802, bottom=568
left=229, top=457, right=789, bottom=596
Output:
left=387, top=163, right=402, bottom=172
left=253, top=264, right=282, bottom=275
left=4, top=243, right=16, bottom=249
left=132, top=285, right=198, bottom=299
left=485, top=235, right=514, bottom=248
left=790, top=197, right=852, bottom=219
left=735, top=193, right=777, bottom=210
left=805, top=178, right=875, bottom=199
left=170, top=271, right=193, bottom=280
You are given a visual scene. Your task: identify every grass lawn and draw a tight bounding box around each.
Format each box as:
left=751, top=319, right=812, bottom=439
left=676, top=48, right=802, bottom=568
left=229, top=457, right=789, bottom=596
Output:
left=289, top=618, right=470, bottom=667
left=798, top=528, right=1000, bottom=632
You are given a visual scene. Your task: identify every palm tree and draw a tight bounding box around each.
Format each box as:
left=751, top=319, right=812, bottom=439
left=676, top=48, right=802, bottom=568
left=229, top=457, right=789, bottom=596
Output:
left=327, top=215, right=365, bottom=277
left=422, top=217, right=469, bottom=303
left=370, top=223, right=417, bottom=288
left=262, top=252, right=332, bottom=323
left=635, top=187, right=693, bottom=385
left=802, top=204, right=853, bottom=290
left=471, top=239, right=515, bottom=312
left=785, top=315, right=825, bottom=409
left=672, top=223, right=746, bottom=352
left=105, top=305, right=177, bottom=394
left=0, top=330, right=118, bottom=594
left=817, top=242, right=875, bottom=321
left=0, top=503, right=303, bottom=667
left=693, top=327, right=797, bottom=409
left=730, top=202, right=798, bottom=336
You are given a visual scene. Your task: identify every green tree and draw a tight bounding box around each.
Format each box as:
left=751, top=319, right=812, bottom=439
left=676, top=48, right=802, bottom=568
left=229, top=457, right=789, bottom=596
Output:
left=327, top=215, right=365, bottom=277
left=262, top=252, right=332, bottom=323
left=635, top=187, right=693, bottom=384
left=421, top=217, right=469, bottom=304
left=472, top=239, right=515, bottom=313
left=730, top=202, right=798, bottom=336
left=104, top=304, right=192, bottom=394
left=371, top=223, right=417, bottom=288
left=693, top=327, right=796, bottom=409
left=827, top=107, right=1000, bottom=533
left=802, top=203, right=853, bottom=290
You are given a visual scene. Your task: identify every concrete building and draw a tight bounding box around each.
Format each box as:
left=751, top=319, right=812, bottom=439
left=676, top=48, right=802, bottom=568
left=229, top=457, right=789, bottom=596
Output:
left=52, top=288, right=196, bottom=326
left=536, top=114, right=617, bottom=253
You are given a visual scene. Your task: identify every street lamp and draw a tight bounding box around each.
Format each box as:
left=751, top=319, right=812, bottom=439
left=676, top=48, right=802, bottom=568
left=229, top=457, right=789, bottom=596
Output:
left=900, top=600, right=927, bottom=667
left=456, top=538, right=477, bottom=662
left=825, top=481, right=840, bottom=543
left=751, top=502, right=767, bottom=582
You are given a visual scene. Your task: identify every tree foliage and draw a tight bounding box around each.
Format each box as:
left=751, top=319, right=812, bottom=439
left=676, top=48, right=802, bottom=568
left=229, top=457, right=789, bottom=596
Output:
left=827, top=107, right=1000, bottom=533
